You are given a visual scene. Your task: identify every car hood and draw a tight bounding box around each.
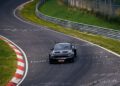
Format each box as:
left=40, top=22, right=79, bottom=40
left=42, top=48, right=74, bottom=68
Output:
left=51, top=50, right=73, bottom=56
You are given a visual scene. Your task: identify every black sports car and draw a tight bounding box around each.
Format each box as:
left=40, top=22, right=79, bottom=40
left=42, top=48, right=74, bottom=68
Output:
left=49, top=43, right=77, bottom=64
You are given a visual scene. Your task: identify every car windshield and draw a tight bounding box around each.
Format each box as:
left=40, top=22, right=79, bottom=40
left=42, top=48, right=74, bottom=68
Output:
left=54, top=43, right=71, bottom=50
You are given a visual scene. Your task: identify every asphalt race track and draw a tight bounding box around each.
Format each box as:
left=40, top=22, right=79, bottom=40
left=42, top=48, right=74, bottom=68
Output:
left=0, top=0, right=120, bottom=86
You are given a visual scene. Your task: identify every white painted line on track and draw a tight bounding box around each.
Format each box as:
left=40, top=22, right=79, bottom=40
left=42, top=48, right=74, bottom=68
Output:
left=13, top=2, right=120, bottom=58
left=14, top=49, right=21, bottom=53
left=11, top=77, right=21, bottom=84
left=16, top=69, right=24, bottom=75
left=9, top=44, right=15, bottom=47
left=17, top=61, right=24, bottom=67
left=0, top=35, right=28, bottom=86
left=0, top=0, right=116, bottom=85
left=17, top=55, right=24, bottom=59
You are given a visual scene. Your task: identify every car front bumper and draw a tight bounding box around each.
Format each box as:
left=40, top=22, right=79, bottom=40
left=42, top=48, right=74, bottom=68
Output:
left=49, top=57, right=74, bottom=63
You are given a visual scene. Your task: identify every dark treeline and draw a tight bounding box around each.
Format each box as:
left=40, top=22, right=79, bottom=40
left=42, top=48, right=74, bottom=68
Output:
left=61, top=0, right=120, bottom=17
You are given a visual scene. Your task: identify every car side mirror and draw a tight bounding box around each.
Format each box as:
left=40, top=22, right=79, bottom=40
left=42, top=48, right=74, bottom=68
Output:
left=50, top=48, right=54, bottom=50
left=72, top=45, right=75, bottom=49
left=72, top=45, right=76, bottom=50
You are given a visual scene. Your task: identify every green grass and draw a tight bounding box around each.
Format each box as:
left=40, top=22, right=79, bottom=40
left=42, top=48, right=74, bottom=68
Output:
left=19, top=0, right=120, bottom=55
left=114, top=0, right=120, bottom=4
left=0, top=40, right=16, bottom=86
left=39, top=0, right=120, bottom=30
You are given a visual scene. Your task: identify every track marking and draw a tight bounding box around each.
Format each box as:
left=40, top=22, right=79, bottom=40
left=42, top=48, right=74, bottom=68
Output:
left=31, top=60, right=47, bottom=63
left=0, top=35, right=28, bottom=86
left=13, top=0, right=120, bottom=59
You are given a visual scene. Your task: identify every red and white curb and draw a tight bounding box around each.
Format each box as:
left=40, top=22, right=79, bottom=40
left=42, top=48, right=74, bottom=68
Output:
left=0, top=35, right=28, bottom=86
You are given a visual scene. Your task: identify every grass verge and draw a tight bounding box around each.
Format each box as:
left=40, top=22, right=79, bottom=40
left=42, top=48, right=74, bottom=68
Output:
left=0, top=39, right=16, bottom=86
left=19, top=0, right=120, bottom=55
left=39, top=0, right=120, bottom=30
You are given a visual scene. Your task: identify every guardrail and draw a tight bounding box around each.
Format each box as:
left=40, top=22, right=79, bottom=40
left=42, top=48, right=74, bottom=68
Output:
left=35, top=0, right=120, bottom=40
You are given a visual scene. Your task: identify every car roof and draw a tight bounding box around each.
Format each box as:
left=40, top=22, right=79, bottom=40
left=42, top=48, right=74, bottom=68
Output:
left=55, top=43, right=71, bottom=45
left=54, top=43, right=71, bottom=50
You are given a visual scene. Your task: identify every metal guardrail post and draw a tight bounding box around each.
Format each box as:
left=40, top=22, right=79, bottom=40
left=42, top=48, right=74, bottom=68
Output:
left=35, top=0, right=120, bottom=40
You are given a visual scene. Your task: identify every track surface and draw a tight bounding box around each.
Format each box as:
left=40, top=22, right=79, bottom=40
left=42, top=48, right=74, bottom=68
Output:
left=0, top=0, right=120, bottom=86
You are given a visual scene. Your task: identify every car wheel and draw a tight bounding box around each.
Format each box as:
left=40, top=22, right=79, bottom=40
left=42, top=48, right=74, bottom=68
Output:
left=49, top=61, right=52, bottom=64
left=70, top=58, right=74, bottom=63
left=49, top=59, right=54, bottom=64
left=74, top=50, right=77, bottom=57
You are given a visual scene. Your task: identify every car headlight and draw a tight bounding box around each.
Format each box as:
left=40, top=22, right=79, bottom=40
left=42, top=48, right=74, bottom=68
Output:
left=51, top=54, right=54, bottom=57
left=68, top=50, right=74, bottom=56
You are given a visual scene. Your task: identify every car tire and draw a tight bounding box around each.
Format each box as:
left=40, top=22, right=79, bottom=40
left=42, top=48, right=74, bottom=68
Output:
left=49, top=61, right=52, bottom=64
left=74, top=50, right=77, bottom=57
left=70, top=58, right=74, bottom=63
left=49, top=59, right=54, bottom=64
